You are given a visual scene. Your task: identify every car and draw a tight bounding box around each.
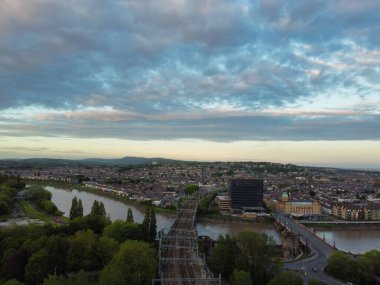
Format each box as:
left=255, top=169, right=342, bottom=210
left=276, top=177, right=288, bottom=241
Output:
left=312, top=267, right=319, bottom=272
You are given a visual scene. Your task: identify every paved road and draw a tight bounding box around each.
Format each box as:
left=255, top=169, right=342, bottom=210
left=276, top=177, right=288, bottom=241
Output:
left=273, top=211, right=345, bottom=285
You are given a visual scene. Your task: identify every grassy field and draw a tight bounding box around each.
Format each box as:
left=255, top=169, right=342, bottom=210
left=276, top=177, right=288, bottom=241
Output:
left=18, top=200, right=57, bottom=225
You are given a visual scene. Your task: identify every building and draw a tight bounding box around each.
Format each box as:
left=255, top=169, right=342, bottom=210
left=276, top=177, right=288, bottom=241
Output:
left=364, top=203, right=380, bottom=220
left=215, top=195, right=231, bottom=211
left=266, top=192, right=321, bottom=217
left=229, top=178, right=264, bottom=212
left=332, top=203, right=364, bottom=220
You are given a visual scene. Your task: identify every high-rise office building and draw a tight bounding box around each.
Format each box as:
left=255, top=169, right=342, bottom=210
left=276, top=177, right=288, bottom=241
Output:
left=229, top=178, right=264, bottom=211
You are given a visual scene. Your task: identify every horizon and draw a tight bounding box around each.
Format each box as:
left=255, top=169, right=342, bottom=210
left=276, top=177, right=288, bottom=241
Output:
left=1, top=1, right=380, bottom=168
left=1, top=153, right=379, bottom=171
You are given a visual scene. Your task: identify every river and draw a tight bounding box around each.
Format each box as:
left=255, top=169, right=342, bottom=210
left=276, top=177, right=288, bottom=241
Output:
left=315, top=229, right=380, bottom=254
left=45, top=186, right=380, bottom=253
left=45, top=186, right=280, bottom=242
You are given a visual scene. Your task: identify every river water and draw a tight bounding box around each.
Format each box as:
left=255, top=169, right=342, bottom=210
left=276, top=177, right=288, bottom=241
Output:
left=315, top=230, right=380, bottom=254
left=45, top=186, right=280, bottom=242
left=45, top=186, right=380, bottom=253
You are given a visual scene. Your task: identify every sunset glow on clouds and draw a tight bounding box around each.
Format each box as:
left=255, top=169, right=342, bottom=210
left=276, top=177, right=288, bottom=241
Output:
left=0, top=0, right=379, bottom=167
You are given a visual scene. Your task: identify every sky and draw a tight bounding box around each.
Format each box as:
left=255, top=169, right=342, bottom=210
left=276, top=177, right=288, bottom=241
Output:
left=0, top=0, right=379, bottom=168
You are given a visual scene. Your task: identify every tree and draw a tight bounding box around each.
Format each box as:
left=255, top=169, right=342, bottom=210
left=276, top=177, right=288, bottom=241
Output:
left=142, top=207, right=150, bottom=230
left=97, top=236, right=119, bottom=266
left=126, top=208, right=134, bottom=223
left=91, top=200, right=106, bottom=217
left=90, top=200, right=100, bottom=216
left=99, top=240, right=157, bottom=285
left=308, top=278, right=323, bottom=285
left=43, top=275, right=66, bottom=285
left=3, top=280, right=25, bottom=285
left=99, top=202, right=106, bottom=217
left=104, top=220, right=127, bottom=243
left=209, top=234, right=240, bottom=280
left=1, top=248, right=29, bottom=281
left=268, top=271, right=303, bottom=285
left=237, top=232, right=281, bottom=285
left=149, top=207, right=157, bottom=240
left=141, top=207, right=157, bottom=241
left=327, top=251, right=356, bottom=282
left=78, top=199, right=83, bottom=218
left=70, top=197, right=79, bottom=220
left=66, top=270, right=91, bottom=285
left=231, top=270, right=251, bottom=285
left=184, top=184, right=199, bottom=195
left=66, top=230, right=99, bottom=271
left=25, top=249, right=57, bottom=285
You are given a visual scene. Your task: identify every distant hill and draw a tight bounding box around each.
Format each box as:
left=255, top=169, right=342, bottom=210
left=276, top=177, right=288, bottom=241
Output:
left=0, top=156, right=182, bottom=168
left=81, top=156, right=181, bottom=165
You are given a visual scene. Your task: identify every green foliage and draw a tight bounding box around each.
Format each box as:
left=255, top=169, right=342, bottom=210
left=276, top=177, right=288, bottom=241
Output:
left=25, top=249, right=59, bottom=285
left=66, top=230, right=99, bottom=271
left=184, top=184, right=199, bottom=195
left=4, top=177, right=26, bottom=190
left=197, top=193, right=219, bottom=216
left=96, top=236, right=119, bottom=266
left=0, top=205, right=161, bottom=285
left=43, top=270, right=91, bottom=285
left=69, top=197, right=83, bottom=220
left=126, top=208, right=134, bottom=223
left=25, top=186, right=60, bottom=216
left=3, top=279, right=25, bottom=285
left=268, top=271, right=303, bottom=285
left=99, top=240, right=157, bottom=285
left=209, top=232, right=281, bottom=285
left=0, top=187, right=17, bottom=215
left=91, top=200, right=106, bottom=217
left=142, top=207, right=157, bottom=241
left=43, top=274, right=67, bottom=285
left=1, top=248, right=29, bottom=281
left=104, top=220, right=147, bottom=242
left=209, top=234, right=241, bottom=280
left=308, top=278, right=323, bottom=285
left=326, top=250, right=380, bottom=284
left=327, top=251, right=356, bottom=283
left=237, top=232, right=281, bottom=285
left=230, top=270, right=251, bottom=285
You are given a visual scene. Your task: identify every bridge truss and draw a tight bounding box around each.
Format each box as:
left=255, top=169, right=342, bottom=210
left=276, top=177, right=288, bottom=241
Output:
left=152, top=196, right=221, bottom=285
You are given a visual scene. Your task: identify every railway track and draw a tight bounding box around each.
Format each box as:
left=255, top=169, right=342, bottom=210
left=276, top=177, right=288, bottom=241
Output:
left=152, top=196, right=220, bottom=285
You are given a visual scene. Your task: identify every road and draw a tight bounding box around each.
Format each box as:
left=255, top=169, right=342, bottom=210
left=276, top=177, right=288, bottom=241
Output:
left=273, top=211, right=345, bottom=285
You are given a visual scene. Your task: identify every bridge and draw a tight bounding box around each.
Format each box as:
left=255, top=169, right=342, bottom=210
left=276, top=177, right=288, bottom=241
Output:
left=152, top=196, right=221, bottom=285
left=273, top=211, right=345, bottom=285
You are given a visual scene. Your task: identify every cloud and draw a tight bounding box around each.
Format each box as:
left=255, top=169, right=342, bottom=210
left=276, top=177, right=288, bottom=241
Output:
left=0, top=0, right=379, bottom=142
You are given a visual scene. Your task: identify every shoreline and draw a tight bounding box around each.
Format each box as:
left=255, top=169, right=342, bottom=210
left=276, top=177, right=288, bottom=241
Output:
left=26, top=179, right=275, bottom=226
left=26, top=179, right=177, bottom=216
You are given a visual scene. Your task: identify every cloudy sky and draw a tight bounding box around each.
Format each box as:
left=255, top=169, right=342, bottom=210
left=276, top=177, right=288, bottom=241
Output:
left=0, top=0, right=379, bottom=168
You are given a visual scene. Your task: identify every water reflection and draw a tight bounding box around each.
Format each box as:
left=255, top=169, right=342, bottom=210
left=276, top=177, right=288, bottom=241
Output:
left=45, top=186, right=280, bottom=242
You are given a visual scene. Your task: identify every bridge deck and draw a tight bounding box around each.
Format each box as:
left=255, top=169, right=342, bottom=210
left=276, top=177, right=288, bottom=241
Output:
left=153, top=197, right=220, bottom=285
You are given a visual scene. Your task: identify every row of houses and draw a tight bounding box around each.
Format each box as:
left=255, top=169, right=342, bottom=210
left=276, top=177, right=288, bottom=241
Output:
left=332, top=202, right=380, bottom=220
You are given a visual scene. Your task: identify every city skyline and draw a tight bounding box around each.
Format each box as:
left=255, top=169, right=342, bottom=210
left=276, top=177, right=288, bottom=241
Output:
left=1, top=0, right=379, bottom=168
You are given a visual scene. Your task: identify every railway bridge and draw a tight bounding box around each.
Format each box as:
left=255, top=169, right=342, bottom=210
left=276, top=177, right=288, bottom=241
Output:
left=152, top=196, right=221, bottom=285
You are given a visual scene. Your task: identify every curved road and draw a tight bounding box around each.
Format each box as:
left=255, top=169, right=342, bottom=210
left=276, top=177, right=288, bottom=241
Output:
left=273, top=211, right=345, bottom=285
